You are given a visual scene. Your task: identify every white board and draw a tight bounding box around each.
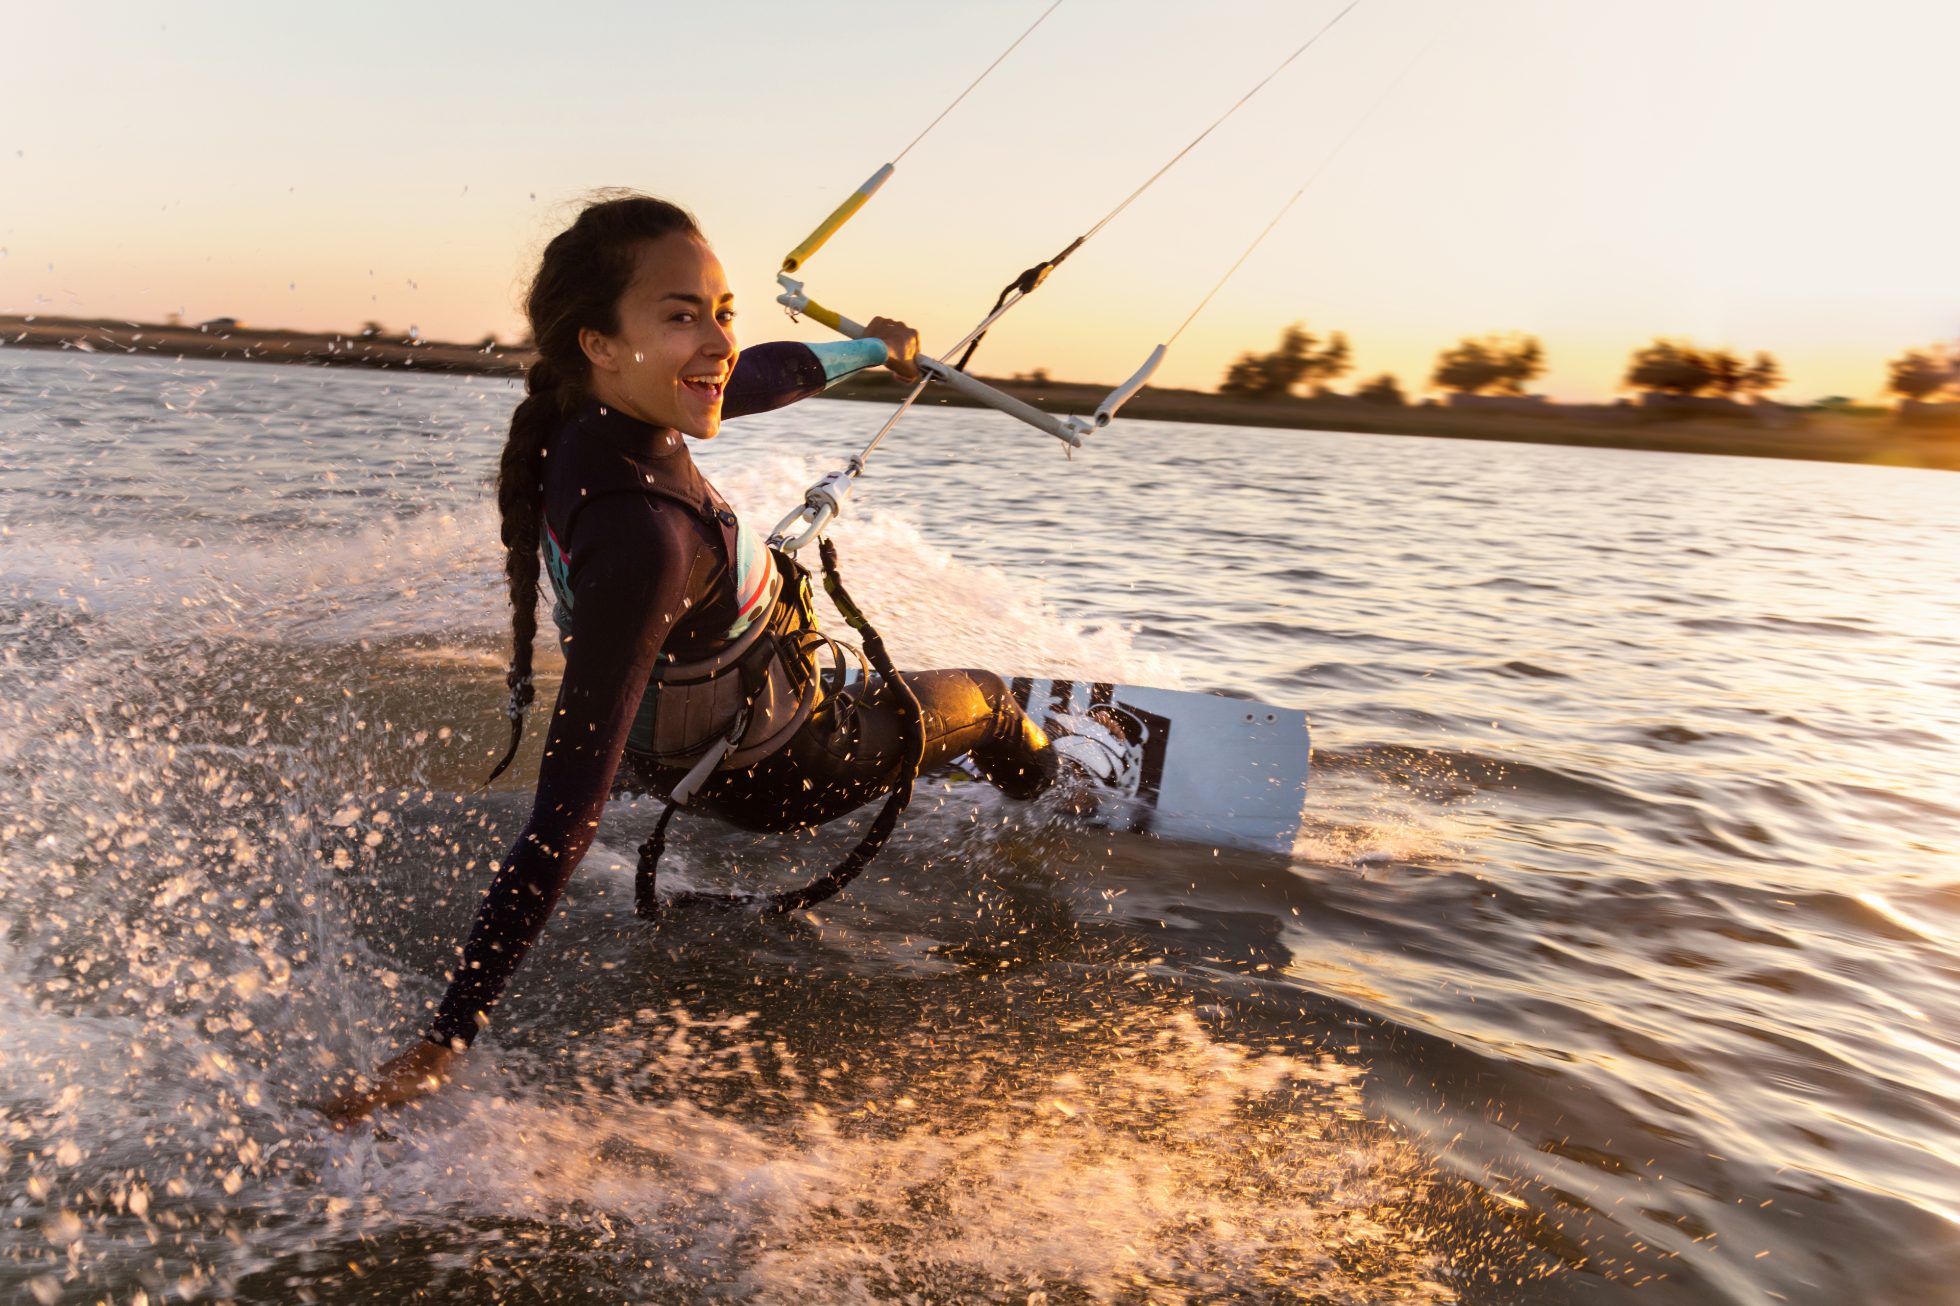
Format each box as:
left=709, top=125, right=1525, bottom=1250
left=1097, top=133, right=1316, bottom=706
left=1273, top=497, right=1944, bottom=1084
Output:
left=1004, top=677, right=1311, bottom=855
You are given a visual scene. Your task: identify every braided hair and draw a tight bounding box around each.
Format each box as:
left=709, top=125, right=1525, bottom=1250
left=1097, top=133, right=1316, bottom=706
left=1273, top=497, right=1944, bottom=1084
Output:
left=485, top=192, right=701, bottom=782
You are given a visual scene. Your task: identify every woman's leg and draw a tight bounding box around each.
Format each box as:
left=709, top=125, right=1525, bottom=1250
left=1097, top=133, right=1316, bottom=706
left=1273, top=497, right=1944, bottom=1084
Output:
left=665, top=669, right=1056, bottom=832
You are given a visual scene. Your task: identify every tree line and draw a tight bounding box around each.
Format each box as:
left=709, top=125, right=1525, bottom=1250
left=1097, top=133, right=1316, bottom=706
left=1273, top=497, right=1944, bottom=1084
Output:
left=1886, top=344, right=1960, bottom=402
left=1218, top=324, right=1957, bottom=406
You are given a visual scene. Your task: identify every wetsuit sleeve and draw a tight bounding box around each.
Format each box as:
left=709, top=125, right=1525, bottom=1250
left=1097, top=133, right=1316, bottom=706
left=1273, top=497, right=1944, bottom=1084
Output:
left=424, top=498, right=707, bottom=1048
left=723, top=341, right=825, bottom=418
left=722, top=339, right=889, bottom=418
left=809, top=339, right=891, bottom=387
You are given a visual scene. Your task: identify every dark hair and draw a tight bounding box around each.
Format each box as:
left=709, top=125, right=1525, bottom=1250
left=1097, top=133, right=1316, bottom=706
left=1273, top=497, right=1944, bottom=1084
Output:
left=485, top=192, right=702, bottom=782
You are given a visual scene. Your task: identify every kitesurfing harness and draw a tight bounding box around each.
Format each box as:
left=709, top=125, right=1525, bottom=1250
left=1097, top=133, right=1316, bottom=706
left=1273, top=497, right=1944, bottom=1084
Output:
left=632, top=535, right=924, bottom=921
left=516, top=450, right=923, bottom=921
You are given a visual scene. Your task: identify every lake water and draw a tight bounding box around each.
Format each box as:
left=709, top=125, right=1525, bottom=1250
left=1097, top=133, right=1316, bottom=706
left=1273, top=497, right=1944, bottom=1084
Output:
left=1, top=349, right=1955, bottom=1304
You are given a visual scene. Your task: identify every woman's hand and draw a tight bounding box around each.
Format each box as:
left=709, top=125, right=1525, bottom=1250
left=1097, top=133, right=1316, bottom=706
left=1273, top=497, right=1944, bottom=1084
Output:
left=863, top=316, right=921, bottom=383
left=313, top=1039, right=460, bottom=1127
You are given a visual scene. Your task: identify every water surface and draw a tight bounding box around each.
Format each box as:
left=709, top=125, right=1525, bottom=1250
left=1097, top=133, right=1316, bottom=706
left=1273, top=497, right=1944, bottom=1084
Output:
left=2, top=350, right=1956, bottom=1304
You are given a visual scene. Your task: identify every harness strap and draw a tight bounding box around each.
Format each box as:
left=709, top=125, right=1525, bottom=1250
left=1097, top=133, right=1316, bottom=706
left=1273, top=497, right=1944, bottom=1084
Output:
left=633, top=805, right=678, bottom=922
left=633, top=536, right=925, bottom=922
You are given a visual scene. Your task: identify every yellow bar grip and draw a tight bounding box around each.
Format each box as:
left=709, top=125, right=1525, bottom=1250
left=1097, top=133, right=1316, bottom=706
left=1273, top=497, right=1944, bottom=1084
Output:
left=799, top=297, right=849, bottom=335
left=781, top=163, right=894, bottom=274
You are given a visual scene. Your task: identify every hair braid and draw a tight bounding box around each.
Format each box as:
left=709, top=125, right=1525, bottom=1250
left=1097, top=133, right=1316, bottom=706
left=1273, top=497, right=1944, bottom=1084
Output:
left=483, top=360, right=564, bottom=781
left=482, top=193, right=701, bottom=783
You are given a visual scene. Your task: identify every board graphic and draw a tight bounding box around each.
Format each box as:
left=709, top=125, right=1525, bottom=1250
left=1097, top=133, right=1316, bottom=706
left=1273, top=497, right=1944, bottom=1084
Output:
left=834, top=668, right=1312, bottom=853
left=1007, top=678, right=1312, bottom=855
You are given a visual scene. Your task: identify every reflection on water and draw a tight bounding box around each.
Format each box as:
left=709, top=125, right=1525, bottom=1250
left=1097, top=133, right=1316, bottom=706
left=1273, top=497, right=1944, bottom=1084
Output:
left=1, top=350, right=1956, bottom=1303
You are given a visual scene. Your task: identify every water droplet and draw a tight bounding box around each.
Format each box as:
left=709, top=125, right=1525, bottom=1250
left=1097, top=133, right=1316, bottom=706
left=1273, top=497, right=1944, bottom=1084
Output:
left=41, top=1209, right=83, bottom=1246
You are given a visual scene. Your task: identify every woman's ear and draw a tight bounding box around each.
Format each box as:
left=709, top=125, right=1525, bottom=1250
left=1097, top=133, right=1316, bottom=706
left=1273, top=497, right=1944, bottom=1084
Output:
left=579, top=327, right=619, bottom=374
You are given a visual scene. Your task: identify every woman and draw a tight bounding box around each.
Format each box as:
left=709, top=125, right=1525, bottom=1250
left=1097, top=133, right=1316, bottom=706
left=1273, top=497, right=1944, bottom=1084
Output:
left=319, top=194, right=1058, bottom=1124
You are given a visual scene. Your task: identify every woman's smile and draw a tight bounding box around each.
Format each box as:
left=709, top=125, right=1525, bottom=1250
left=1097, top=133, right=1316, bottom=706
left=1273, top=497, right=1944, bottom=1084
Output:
left=680, top=368, right=727, bottom=406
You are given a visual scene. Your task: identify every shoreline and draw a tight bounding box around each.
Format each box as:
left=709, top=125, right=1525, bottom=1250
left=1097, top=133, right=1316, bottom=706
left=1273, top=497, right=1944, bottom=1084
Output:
left=3, top=313, right=527, bottom=376
left=6, top=314, right=1954, bottom=471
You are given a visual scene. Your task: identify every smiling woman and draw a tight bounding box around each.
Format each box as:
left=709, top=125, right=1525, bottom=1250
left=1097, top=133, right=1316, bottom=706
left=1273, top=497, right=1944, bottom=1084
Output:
left=315, top=191, right=1063, bottom=1124
left=578, top=228, right=741, bottom=435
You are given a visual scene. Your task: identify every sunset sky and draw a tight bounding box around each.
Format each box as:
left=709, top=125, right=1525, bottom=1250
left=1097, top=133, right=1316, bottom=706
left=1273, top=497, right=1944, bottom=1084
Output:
left=4, top=0, right=1954, bottom=402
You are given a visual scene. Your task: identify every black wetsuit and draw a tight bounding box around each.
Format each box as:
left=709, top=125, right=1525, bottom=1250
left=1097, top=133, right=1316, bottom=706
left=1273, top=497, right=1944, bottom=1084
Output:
left=425, top=342, right=1052, bottom=1048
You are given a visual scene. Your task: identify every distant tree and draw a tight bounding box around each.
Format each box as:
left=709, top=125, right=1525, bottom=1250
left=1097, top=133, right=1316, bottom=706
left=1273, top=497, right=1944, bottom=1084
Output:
left=1219, top=323, right=1351, bottom=398
left=477, top=333, right=500, bottom=349
left=1257, top=323, right=1318, bottom=394
left=1703, top=348, right=1745, bottom=397
left=1623, top=339, right=1784, bottom=400
left=1354, top=373, right=1405, bottom=406
left=360, top=321, right=385, bottom=339
left=1013, top=367, right=1051, bottom=385
left=1624, top=339, right=1715, bottom=396
left=1430, top=333, right=1545, bottom=396
left=1739, top=351, right=1783, bottom=399
left=1505, top=335, right=1545, bottom=394
left=1304, top=331, right=1351, bottom=395
left=1885, top=345, right=1955, bottom=401
left=1430, top=338, right=1496, bottom=393
left=1221, top=352, right=1275, bottom=395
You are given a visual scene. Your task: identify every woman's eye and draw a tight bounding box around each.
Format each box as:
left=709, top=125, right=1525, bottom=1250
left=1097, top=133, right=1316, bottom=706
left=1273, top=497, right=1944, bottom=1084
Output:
left=671, top=312, right=695, bottom=324
left=717, top=309, right=738, bottom=325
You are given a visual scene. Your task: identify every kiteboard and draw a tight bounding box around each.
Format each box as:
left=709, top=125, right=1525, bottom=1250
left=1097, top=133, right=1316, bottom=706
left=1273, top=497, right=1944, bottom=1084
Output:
left=975, top=677, right=1311, bottom=855
left=829, top=668, right=1311, bottom=854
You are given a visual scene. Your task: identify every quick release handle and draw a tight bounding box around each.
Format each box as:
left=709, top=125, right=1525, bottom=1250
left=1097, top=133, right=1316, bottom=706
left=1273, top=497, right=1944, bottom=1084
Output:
left=781, top=164, right=895, bottom=274
left=767, top=469, right=857, bottom=553
left=768, top=501, right=833, bottom=554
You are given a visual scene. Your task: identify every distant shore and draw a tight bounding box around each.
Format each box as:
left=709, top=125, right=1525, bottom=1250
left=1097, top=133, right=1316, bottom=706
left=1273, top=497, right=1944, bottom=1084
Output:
left=822, top=375, right=1959, bottom=472
left=2, top=314, right=528, bottom=376
left=7, top=314, right=1954, bottom=471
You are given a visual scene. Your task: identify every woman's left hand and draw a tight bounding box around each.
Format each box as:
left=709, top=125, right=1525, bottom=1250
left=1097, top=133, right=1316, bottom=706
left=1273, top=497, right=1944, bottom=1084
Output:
left=312, top=1039, right=459, bottom=1127
left=863, top=316, right=921, bottom=383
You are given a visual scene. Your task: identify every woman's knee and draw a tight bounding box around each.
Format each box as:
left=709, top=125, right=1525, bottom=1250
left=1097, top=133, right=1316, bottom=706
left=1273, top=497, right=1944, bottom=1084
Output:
left=897, top=668, right=1013, bottom=734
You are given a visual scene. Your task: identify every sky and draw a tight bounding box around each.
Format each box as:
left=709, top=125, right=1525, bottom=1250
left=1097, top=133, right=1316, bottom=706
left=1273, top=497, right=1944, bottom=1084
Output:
left=4, top=0, right=1955, bottom=403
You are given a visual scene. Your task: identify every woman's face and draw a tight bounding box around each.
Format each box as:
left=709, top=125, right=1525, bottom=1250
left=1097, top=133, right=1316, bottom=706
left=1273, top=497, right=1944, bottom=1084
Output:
left=581, top=232, right=738, bottom=438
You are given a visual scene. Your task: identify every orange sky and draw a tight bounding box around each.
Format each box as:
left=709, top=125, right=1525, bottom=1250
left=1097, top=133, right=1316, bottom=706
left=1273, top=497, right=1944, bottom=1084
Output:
left=4, top=1, right=1954, bottom=403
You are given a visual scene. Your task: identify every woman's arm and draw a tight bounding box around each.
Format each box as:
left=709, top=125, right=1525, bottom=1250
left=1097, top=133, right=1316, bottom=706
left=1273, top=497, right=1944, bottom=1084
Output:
left=317, top=497, right=706, bottom=1124
left=722, top=319, right=921, bottom=419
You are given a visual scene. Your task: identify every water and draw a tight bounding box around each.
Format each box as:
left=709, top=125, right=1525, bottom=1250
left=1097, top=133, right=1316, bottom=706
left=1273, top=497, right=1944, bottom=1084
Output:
left=1, top=349, right=1954, bottom=1305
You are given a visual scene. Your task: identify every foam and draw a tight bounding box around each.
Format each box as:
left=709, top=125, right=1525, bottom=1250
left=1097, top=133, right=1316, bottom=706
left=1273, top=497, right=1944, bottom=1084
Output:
left=308, top=1010, right=1448, bottom=1302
